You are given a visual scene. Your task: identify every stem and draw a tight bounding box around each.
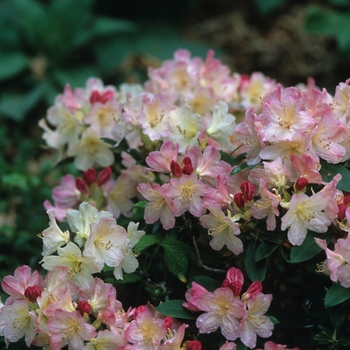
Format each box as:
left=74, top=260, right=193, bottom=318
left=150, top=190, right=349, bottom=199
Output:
left=192, top=235, right=226, bottom=273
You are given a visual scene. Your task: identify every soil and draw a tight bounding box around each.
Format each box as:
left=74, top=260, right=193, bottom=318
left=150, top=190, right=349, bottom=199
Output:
left=183, top=0, right=349, bottom=93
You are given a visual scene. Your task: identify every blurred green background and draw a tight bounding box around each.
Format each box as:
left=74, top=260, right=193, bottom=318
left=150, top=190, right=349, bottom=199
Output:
left=1, top=0, right=350, bottom=348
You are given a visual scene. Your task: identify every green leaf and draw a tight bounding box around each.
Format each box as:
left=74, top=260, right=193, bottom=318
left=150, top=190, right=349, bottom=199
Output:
left=268, top=315, right=280, bottom=325
left=290, top=232, right=331, bottom=263
left=255, top=240, right=279, bottom=262
left=0, top=83, right=45, bottom=121
left=244, top=240, right=267, bottom=282
left=134, top=234, right=160, bottom=253
left=320, top=161, right=350, bottom=192
left=253, top=0, right=286, bottom=16
left=161, top=236, right=188, bottom=278
left=114, top=273, right=142, bottom=284
left=156, top=300, right=197, bottom=320
left=324, top=283, right=350, bottom=308
left=92, top=17, right=135, bottom=37
left=187, top=275, right=221, bottom=292
left=0, top=53, right=28, bottom=81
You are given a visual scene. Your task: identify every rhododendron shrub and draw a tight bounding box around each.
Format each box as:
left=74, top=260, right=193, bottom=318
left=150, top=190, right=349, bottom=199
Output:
left=3, top=49, right=350, bottom=349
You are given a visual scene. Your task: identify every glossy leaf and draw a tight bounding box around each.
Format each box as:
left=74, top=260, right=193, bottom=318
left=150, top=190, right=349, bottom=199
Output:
left=244, top=240, right=267, bottom=282
left=187, top=275, right=221, bottom=292
left=320, top=161, right=350, bottom=192
left=156, top=300, right=197, bottom=320
left=290, top=232, right=331, bottom=263
left=134, top=234, right=160, bottom=253
left=255, top=241, right=279, bottom=262
left=324, top=283, right=350, bottom=308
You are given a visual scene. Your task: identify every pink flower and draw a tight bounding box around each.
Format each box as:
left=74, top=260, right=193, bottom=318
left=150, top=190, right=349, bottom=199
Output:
left=1, top=265, right=44, bottom=305
left=47, top=309, right=97, bottom=350
left=195, top=287, right=245, bottom=341
left=0, top=299, right=37, bottom=347
left=200, top=206, right=243, bottom=255
left=124, top=305, right=167, bottom=349
left=256, top=341, right=299, bottom=350
left=183, top=282, right=209, bottom=312
left=137, top=182, right=176, bottom=230
left=167, top=174, right=207, bottom=217
left=239, top=293, right=274, bottom=349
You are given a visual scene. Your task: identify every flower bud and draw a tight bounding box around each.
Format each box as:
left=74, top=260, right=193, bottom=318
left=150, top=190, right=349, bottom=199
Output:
left=295, top=177, right=308, bottom=192
left=97, top=167, right=112, bottom=186
left=24, top=285, right=42, bottom=302
left=83, top=168, right=96, bottom=186
left=89, top=90, right=101, bottom=104
left=77, top=300, right=92, bottom=317
left=164, top=316, right=173, bottom=329
left=170, top=160, right=183, bottom=177
left=222, top=279, right=242, bottom=297
left=75, top=178, right=89, bottom=195
left=240, top=181, right=255, bottom=201
left=187, top=340, right=202, bottom=350
left=99, top=90, right=114, bottom=104
left=242, top=281, right=262, bottom=302
left=182, top=157, right=194, bottom=175
left=234, top=192, right=245, bottom=209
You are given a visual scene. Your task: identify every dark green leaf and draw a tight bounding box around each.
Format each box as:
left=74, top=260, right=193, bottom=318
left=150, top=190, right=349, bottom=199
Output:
left=325, top=283, right=350, bottom=308
left=268, top=315, right=280, bottom=325
left=0, top=53, right=28, bottom=81
left=253, top=0, right=287, bottom=16
left=161, top=236, right=188, bottom=278
left=290, top=232, right=331, bottom=263
left=156, top=299, right=197, bottom=320
left=244, top=240, right=267, bottom=282
left=255, top=241, right=279, bottom=262
left=320, top=161, right=350, bottom=192
left=92, top=17, right=135, bottom=37
left=187, top=275, right=221, bottom=292
left=0, top=83, right=45, bottom=121
left=114, top=273, right=142, bottom=284
left=134, top=234, right=160, bottom=253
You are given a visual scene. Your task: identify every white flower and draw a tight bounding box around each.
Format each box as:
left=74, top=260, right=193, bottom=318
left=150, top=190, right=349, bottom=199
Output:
left=67, top=202, right=113, bottom=247
left=41, top=209, right=70, bottom=256
left=67, top=128, right=114, bottom=171
left=206, top=102, right=236, bottom=149
left=167, top=104, right=201, bottom=153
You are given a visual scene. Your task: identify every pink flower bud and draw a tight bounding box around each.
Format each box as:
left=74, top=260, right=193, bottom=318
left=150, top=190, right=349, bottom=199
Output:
left=89, top=90, right=101, bottom=104
left=99, top=90, right=114, bottom=104
left=24, top=285, right=42, bottom=302
left=240, top=181, right=255, bottom=201
left=338, top=203, right=347, bottom=221
left=182, top=156, right=194, bottom=175
left=295, top=177, right=308, bottom=191
left=75, top=178, right=89, bottom=195
left=234, top=192, right=245, bottom=209
left=83, top=168, right=96, bottom=186
left=187, top=340, right=202, bottom=350
left=164, top=316, right=173, bottom=329
left=170, top=160, right=183, bottom=177
left=77, top=300, right=92, bottom=316
left=242, top=281, right=262, bottom=301
left=97, top=167, right=112, bottom=186
left=222, top=279, right=243, bottom=297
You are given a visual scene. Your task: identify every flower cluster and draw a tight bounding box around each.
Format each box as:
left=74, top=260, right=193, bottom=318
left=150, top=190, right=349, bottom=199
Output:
left=3, top=49, right=350, bottom=348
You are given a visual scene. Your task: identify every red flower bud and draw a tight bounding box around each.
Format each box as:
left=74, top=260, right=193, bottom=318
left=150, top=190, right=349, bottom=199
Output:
left=242, top=281, right=263, bottom=301
left=170, top=160, right=183, bottom=177
left=76, top=178, right=89, bottom=195
left=187, top=340, right=202, bottom=350
left=77, top=300, right=92, bottom=316
left=338, top=203, right=347, bottom=221
left=234, top=192, right=245, bottom=209
left=83, top=168, right=96, bottom=186
left=182, top=157, right=193, bottom=175
left=240, top=181, right=255, bottom=201
left=89, top=90, right=101, bottom=104
left=99, top=90, right=114, bottom=104
left=222, top=279, right=242, bottom=297
left=295, top=177, right=308, bottom=191
left=97, top=167, right=112, bottom=186
left=164, top=316, right=173, bottom=329
left=24, top=285, right=42, bottom=302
